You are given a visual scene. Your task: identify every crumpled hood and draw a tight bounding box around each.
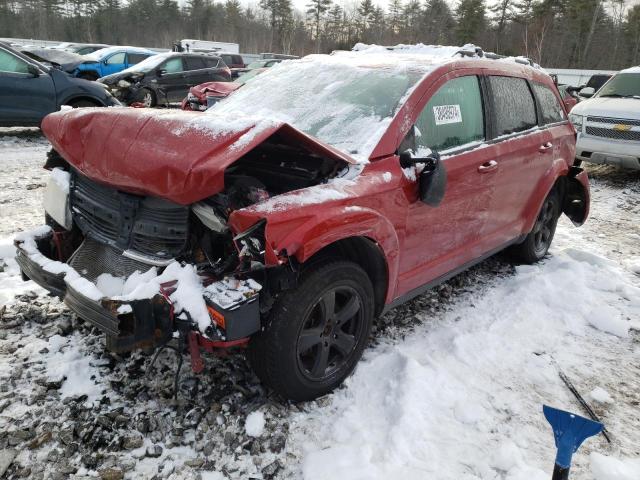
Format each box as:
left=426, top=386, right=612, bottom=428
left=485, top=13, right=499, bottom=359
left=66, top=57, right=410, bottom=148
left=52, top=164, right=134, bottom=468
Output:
left=41, top=107, right=355, bottom=205
left=190, top=81, right=241, bottom=101
left=572, top=97, right=640, bottom=120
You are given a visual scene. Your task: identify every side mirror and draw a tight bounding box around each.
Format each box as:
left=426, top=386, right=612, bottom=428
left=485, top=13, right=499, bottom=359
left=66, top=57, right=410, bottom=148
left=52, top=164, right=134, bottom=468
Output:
left=27, top=64, right=40, bottom=77
left=156, top=69, right=166, bottom=77
left=579, top=87, right=595, bottom=98
left=399, top=149, right=447, bottom=207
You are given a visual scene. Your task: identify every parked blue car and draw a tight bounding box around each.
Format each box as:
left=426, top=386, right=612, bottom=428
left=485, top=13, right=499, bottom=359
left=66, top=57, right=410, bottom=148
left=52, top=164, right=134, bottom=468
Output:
left=74, top=46, right=157, bottom=81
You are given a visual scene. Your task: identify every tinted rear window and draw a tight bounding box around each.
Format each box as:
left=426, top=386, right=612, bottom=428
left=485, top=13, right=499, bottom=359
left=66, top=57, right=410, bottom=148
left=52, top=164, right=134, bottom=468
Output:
left=185, top=56, right=206, bottom=70
left=488, top=76, right=537, bottom=136
left=532, top=83, right=565, bottom=124
left=204, top=57, right=220, bottom=68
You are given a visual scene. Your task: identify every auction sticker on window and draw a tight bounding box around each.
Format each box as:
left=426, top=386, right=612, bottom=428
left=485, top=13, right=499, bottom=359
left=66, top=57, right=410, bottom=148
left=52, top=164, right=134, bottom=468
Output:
left=433, top=105, right=462, bottom=125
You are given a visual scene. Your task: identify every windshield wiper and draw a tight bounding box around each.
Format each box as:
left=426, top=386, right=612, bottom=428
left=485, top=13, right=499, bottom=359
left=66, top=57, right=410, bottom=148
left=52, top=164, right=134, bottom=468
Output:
left=600, top=93, right=640, bottom=99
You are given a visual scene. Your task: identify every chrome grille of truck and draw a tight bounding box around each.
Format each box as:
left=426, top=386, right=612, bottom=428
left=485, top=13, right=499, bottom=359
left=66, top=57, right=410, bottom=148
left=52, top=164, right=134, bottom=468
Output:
left=586, top=116, right=640, bottom=127
left=585, top=126, right=640, bottom=142
left=70, top=171, right=189, bottom=264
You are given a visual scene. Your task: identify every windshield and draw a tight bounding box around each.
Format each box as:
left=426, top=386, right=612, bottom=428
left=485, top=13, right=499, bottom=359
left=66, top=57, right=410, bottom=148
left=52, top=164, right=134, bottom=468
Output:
left=247, top=60, right=268, bottom=69
left=118, top=54, right=167, bottom=75
left=597, top=73, right=640, bottom=99
left=208, top=57, right=424, bottom=159
left=234, top=68, right=263, bottom=84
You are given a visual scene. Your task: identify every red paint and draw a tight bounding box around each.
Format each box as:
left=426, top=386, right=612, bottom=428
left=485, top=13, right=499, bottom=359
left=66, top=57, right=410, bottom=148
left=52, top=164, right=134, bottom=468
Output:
left=41, top=107, right=354, bottom=205
left=42, top=58, right=588, bottom=309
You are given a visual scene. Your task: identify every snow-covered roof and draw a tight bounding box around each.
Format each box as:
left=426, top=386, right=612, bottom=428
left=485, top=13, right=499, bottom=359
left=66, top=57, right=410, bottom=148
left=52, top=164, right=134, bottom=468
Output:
left=344, top=43, right=542, bottom=71
left=620, top=66, right=640, bottom=73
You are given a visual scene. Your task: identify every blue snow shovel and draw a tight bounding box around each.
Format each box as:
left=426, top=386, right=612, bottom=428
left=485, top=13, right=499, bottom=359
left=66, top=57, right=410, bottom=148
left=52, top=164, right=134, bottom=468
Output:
left=543, top=405, right=604, bottom=480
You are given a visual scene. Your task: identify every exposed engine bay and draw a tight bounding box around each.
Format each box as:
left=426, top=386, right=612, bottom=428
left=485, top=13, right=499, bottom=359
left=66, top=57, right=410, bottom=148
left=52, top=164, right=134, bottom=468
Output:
left=21, top=136, right=347, bottom=353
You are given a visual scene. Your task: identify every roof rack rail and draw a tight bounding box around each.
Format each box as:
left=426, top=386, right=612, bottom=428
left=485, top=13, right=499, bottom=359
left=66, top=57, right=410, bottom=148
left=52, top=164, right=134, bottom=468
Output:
left=456, top=46, right=484, bottom=58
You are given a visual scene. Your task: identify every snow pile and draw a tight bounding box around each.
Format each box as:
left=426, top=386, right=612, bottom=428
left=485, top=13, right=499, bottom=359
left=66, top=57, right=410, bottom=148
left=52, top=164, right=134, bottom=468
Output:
left=289, top=247, right=638, bottom=480
left=49, top=167, right=70, bottom=193
left=15, top=226, right=261, bottom=334
left=245, top=411, right=266, bottom=438
left=591, top=452, right=640, bottom=480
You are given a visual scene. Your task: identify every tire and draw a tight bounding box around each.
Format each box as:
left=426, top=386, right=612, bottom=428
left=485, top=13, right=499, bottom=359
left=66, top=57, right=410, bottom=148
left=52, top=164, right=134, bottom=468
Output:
left=509, top=189, right=561, bottom=264
left=68, top=99, right=98, bottom=108
left=136, top=88, right=156, bottom=107
left=248, top=261, right=374, bottom=401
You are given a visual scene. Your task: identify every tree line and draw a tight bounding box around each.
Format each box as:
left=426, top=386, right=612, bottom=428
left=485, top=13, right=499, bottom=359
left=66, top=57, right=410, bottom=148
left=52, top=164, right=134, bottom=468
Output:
left=1, top=0, right=639, bottom=69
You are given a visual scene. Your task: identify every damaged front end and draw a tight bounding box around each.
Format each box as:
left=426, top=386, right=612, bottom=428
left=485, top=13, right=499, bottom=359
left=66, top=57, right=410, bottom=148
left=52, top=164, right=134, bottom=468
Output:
left=17, top=129, right=346, bottom=370
left=100, top=72, right=147, bottom=105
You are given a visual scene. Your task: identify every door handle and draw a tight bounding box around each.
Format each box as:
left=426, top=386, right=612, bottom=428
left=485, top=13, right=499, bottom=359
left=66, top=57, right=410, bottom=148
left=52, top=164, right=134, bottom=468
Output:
left=477, top=160, right=498, bottom=173
left=539, top=142, right=553, bottom=152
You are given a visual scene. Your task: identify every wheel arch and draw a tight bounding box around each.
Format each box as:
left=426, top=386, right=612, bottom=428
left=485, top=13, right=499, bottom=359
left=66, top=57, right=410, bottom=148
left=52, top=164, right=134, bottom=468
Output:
left=304, top=236, right=389, bottom=317
left=59, top=95, right=103, bottom=107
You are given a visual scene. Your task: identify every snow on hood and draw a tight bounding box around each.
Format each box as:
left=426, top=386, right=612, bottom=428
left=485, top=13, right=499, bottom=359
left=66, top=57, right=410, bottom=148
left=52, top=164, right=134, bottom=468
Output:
left=41, top=107, right=355, bottom=205
left=571, top=96, right=640, bottom=120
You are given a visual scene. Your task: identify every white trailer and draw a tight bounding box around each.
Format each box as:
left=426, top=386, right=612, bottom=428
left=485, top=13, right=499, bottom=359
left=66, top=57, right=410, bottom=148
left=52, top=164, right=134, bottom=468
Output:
left=178, top=39, right=239, bottom=54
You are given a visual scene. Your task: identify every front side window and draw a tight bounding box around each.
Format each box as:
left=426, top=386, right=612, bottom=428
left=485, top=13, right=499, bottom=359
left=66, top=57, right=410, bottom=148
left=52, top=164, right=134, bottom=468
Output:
left=532, top=82, right=565, bottom=124
left=489, top=76, right=537, bottom=136
left=162, top=57, right=184, bottom=73
left=414, top=75, right=485, bottom=152
left=106, top=52, right=126, bottom=65
left=0, top=50, right=29, bottom=74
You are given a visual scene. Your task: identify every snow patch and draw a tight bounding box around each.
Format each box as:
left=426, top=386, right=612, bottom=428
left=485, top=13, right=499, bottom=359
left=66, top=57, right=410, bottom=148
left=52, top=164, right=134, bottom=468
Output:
left=590, top=452, right=640, bottom=480
left=589, top=386, right=613, bottom=404
left=245, top=411, right=265, bottom=437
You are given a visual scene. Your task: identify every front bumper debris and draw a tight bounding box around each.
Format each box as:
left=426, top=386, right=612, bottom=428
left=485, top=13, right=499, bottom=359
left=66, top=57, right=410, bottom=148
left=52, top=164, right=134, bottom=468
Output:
left=15, top=229, right=262, bottom=354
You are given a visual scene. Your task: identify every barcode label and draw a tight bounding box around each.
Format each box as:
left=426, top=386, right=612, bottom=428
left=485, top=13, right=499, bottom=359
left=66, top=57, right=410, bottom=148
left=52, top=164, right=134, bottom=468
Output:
left=433, top=105, right=462, bottom=125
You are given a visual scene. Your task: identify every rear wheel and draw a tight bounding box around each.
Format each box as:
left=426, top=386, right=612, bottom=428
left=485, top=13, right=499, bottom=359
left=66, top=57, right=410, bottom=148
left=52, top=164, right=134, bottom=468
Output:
left=248, top=261, right=374, bottom=401
left=509, top=189, right=561, bottom=263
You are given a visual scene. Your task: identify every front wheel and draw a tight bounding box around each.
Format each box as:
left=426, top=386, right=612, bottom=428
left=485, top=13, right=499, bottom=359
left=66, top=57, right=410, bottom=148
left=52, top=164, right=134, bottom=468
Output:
left=248, top=261, right=374, bottom=401
left=508, top=190, right=561, bottom=263
left=136, top=88, right=156, bottom=107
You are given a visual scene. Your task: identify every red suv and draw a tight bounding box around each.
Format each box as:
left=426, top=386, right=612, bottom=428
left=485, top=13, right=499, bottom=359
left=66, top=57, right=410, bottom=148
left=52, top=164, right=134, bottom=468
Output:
left=15, top=46, right=589, bottom=401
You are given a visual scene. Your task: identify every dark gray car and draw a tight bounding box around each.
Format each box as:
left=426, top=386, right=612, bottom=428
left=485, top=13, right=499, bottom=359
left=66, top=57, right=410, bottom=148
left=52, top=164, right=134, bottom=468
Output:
left=0, top=43, right=120, bottom=127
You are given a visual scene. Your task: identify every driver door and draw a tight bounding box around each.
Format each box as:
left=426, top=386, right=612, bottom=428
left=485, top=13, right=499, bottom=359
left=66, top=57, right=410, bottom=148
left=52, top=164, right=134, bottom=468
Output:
left=156, top=57, right=186, bottom=102
left=102, top=52, right=126, bottom=76
left=0, top=48, right=56, bottom=126
left=397, top=74, right=502, bottom=294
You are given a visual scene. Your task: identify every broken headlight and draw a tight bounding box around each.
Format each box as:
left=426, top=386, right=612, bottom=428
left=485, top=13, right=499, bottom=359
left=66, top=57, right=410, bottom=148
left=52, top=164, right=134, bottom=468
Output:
left=43, top=168, right=72, bottom=230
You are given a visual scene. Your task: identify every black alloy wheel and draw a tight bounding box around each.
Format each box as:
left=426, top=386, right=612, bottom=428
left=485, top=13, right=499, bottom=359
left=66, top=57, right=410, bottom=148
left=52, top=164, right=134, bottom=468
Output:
left=296, top=286, right=365, bottom=381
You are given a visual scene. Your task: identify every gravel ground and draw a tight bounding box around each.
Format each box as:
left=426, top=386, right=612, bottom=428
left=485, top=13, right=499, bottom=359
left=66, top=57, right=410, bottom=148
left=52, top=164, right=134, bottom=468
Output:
left=0, top=130, right=638, bottom=479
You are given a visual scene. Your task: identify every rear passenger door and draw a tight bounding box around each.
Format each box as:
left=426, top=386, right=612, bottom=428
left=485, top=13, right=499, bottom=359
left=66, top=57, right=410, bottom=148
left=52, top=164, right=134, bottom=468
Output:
left=482, top=75, right=546, bottom=244
left=182, top=56, right=211, bottom=96
left=531, top=81, right=574, bottom=178
left=157, top=57, right=186, bottom=102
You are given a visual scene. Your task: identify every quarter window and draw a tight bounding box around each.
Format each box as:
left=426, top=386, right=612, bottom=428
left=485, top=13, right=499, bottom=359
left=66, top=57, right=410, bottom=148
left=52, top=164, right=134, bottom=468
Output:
left=415, top=75, right=485, bottom=152
left=0, top=50, right=29, bottom=74
left=532, top=83, right=565, bottom=124
left=105, top=52, right=126, bottom=65
left=488, top=76, right=537, bottom=136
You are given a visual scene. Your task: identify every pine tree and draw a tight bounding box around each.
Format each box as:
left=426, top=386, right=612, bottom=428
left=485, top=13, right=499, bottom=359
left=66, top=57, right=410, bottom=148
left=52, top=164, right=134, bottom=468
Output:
left=422, top=0, right=454, bottom=43
left=455, top=0, right=487, bottom=45
left=306, top=0, right=332, bottom=52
